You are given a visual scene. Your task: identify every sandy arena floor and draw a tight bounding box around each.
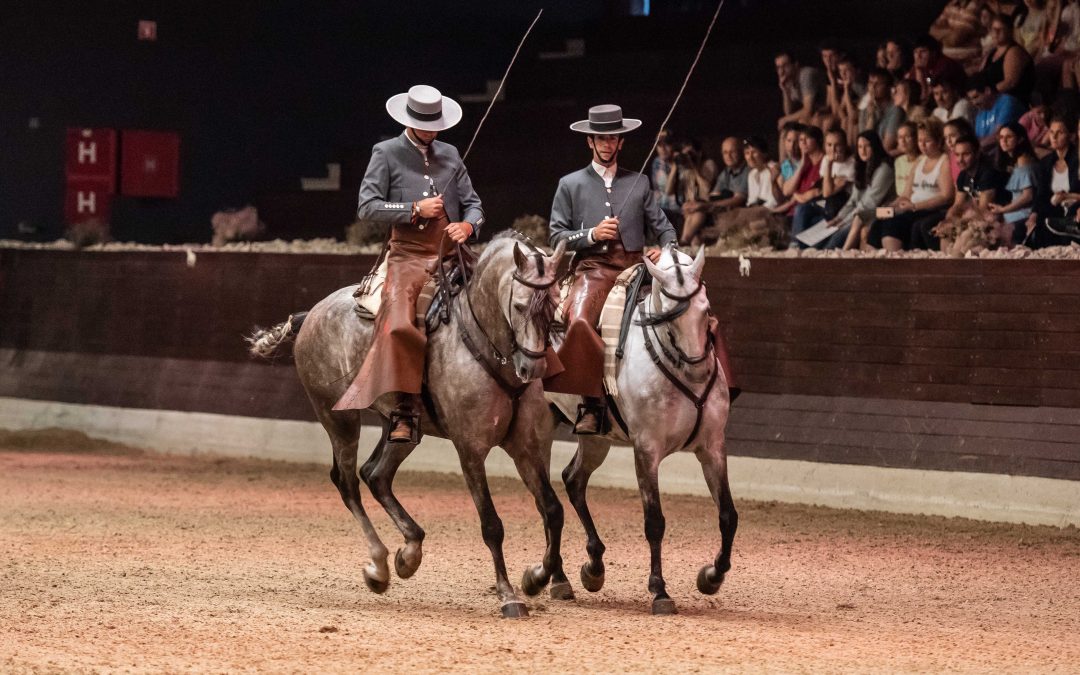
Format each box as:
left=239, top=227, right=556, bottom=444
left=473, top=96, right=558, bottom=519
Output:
left=2, top=430, right=1078, bottom=673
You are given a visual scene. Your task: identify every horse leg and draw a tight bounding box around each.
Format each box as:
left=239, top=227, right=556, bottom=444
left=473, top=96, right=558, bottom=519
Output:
left=695, top=444, right=738, bottom=595
left=360, top=428, right=425, bottom=580
left=457, top=448, right=528, bottom=618
left=561, top=435, right=611, bottom=592
left=505, top=437, right=571, bottom=602
left=634, top=446, right=675, bottom=615
left=323, top=415, right=391, bottom=593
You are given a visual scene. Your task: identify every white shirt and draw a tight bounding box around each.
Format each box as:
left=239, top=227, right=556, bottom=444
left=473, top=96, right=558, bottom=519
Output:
left=932, top=99, right=975, bottom=125
left=747, top=164, right=778, bottom=208
left=589, top=160, right=618, bottom=243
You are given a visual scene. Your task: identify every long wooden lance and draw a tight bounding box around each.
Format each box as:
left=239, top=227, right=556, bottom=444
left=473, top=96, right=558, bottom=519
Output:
left=615, top=0, right=726, bottom=218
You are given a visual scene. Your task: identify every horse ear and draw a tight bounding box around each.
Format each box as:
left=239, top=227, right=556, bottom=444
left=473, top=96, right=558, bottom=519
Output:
left=689, top=245, right=706, bottom=279
left=513, top=242, right=527, bottom=270
left=642, top=253, right=662, bottom=280
left=551, top=239, right=567, bottom=266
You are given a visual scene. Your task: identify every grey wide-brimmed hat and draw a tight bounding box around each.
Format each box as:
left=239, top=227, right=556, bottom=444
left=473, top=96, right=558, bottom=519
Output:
left=385, top=85, right=463, bottom=132
left=569, top=104, right=642, bottom=135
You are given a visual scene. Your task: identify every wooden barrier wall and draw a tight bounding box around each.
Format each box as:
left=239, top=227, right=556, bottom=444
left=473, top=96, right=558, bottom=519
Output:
left=2, top=248, right=1079, bottom=480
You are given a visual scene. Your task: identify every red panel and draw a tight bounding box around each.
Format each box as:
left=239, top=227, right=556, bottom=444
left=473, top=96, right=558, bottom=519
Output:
left=120, top=130, right=180, bottom=198
left=64, top=128, right=117, bottom=190
left=64, top=178, right=114, bottom=225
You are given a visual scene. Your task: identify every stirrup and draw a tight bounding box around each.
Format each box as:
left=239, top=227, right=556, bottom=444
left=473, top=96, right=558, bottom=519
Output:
left=573, top=402, right=608, bottom=436
left=388, top=411, right=421, bottom=444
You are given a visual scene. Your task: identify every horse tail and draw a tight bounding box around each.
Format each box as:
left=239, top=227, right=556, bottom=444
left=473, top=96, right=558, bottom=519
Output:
left=247, top=311, right=308, bottom=359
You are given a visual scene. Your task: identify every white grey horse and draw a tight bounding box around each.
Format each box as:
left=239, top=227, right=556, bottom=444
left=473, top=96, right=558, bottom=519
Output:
left=249, top=234, right=571, bottom=618
left=543, top=246, right=736, bottom=615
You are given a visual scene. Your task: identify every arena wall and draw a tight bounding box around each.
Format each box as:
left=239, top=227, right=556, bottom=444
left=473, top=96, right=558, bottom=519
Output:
left=2, top=248, right=1079, bottom=524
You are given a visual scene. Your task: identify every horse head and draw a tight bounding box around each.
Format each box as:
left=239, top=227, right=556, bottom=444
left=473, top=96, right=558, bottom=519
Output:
left=641, top=244, right=712, bottom=368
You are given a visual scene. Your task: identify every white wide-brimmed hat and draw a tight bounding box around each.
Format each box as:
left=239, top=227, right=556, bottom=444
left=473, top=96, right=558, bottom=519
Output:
left=385, top=85, right=462, bottom=132
left=569, top=104, right=642, bottom=135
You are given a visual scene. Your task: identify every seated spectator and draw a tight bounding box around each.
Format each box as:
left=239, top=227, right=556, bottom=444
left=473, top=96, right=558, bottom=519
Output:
left=894, top=121, right=922, bottom=195
left=1056, top=0, right=1080, bottom=85
left=988, top=121, right=1039, bottom=243
left=870, top=118, right=956, bottom=250
left=931, top=78, right=976, bottom=124
left=893, top=78, right=930, bottom=124
left=667, top=139, right=718, bottom=247
left=979, top=12, right=1037, bottom=103
left=1019, top=104, right=1051, bottom=155
left=775, top=51, right=827, bottom=130
left=778, top=122, right=804, bottom=183
left=930, top=135, right=1010, bottom=253
left=932, top=0, right=986, bottom=67
left=967, top=74, right=1027, bottom=148
left=909, top=35, right=968, bottom=105
left=833, top=55, right=867, bottom=136
left=709, top=136, right=789, bottom=250
left=944, top=116, right=978, bottom=180
left=772, top=125, right=825, bottom=233
left=699, top=137, right=751, bottom=245
left=885, top=38, right=913, bottom=82
left=1026, top=113, right=1080, bottom=245
left=858, top=68, right=905, bottom=154
left=791, top=127, right=845, bottom=246
left=818, top=131, right=896, bottom=249
left=651, top=130, right=681, bottom=229
left=875, top=43, right=890, bottom=70
left=1014, top=0, right=1056, bottom=57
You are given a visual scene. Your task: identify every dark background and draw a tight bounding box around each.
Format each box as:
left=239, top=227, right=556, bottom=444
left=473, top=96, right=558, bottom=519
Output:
left=0, top=0, right=943, bottom=243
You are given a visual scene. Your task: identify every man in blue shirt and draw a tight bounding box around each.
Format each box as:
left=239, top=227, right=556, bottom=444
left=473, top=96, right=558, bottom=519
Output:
left=967, top=74, right=1026, bottom=150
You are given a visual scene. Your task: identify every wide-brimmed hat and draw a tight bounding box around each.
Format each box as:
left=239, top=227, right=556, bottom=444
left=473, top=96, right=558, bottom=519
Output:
left=570, top=104, right=642, bottom=135
left=385, top=85, right=462, bottom=132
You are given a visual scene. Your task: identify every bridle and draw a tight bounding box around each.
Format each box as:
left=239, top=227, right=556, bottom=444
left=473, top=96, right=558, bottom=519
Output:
left=635, top=267, right=719, bottom=449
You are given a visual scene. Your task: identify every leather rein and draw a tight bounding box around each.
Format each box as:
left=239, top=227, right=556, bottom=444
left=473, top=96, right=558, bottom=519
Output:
left=636, top=276, right=719, bottom=449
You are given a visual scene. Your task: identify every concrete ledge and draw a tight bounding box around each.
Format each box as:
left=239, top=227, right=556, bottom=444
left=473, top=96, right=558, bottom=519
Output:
left=2, top=397, right=1077, bottom=528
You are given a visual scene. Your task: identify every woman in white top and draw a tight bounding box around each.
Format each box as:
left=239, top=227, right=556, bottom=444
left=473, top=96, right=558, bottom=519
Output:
left=710, top=136, right=788, bottom=250
left=871, top=117, right=956, bottom=250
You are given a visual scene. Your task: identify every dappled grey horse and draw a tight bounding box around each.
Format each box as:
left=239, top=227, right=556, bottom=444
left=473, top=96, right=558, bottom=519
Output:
left=249, top=234, right=571, bottom=618
left=543, top=246, right=736, bottom=615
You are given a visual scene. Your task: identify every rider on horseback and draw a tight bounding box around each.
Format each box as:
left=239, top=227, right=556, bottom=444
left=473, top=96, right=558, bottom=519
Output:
left=546, top=104, right=739, bottom=435
left=334, top=85, right=484, bottom=443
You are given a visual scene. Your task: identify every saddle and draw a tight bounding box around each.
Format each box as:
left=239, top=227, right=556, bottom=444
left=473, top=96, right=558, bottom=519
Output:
left=353, top=248, right=475, bottom=334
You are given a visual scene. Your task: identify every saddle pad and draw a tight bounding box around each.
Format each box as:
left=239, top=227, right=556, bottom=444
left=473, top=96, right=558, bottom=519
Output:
left=354, top=258, right=436, bottom=326
left=598, top=263, right=642, bottom=398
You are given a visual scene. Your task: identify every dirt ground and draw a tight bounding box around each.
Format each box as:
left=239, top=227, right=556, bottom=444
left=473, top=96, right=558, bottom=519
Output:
left=2, top=430, right=1078, bottom=673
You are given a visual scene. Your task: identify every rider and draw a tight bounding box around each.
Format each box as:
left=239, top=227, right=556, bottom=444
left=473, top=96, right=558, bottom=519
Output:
left=546, top=104, right=740, bottom=435
left=334, top=85, right=484, bottom=443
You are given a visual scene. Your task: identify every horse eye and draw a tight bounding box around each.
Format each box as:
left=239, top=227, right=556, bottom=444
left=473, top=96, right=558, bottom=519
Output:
left=513, top=302, right=527, bottom=313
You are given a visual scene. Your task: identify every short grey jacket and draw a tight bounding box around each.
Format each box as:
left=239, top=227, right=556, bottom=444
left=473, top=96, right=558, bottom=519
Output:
left=549, top=165, right=677, bottom=252
left=357, top=132, right=485, bottom=234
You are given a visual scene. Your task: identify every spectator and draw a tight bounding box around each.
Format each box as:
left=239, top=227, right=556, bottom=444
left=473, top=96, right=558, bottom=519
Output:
left=988, top=121, right=1039, bottom=243
left=791, top=128, right=856, bottom=247
left=871, top=118, right=956, bottom=250
left=1014, top=0, right=1056, bottom=57
left=710, top=136, right=788, bottom=250
left=894, top=121, right=922, bottom=197
left=893, top=78, right=930, bottom=123
left=979, top=12, right=1037, bottom=103
left=821, top=131, right=897, bottom=250
left=928, top=134, right=1009, bottom=252
left=788, top=126, right=833, bottom=245
left=1027, top=113, right=1080, bottom=245
left=909, top=34, right=968, bottom=104
left=875, top=43, right=890, bottom=70
left=708, top=137, right=750, bottom=208
left=931, top=0, right=985, bottom=68
left=667, top=139, right=717, bottom=247
left=1056, top=0, right=1080, bottom=84
left=778, top=122, right=804, bottom=182
left=772, top=125, right=825, bottom=230
left=885, top=38, right=913, bottom=82
left=858, top=68, right=905, bottom=154
left=651, top=131, right=681, bottom=229
left=979, top=5, right=999, bottom=63
left=833, top=55, right=867, bottom=135
left=775, top=51, right=827, bottom=130
left=968, top=73, right=1027, bottom=148
left=1019, top=103, right=1052, bottom=155
left=932, top=78, right=976, bottom=124
left=944, top=116, right=978, bottom=181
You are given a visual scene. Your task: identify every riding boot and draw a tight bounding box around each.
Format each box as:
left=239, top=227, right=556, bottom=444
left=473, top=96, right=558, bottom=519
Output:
left=574, top=396, right=606, bottom=435
left=388, top=393, right=422, bottom=444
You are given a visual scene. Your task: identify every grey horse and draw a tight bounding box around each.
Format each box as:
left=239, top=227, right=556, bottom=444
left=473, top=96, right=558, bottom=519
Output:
left=249, top=234, right=572, bottom=618
left=543, top=246, right=736, bottom=615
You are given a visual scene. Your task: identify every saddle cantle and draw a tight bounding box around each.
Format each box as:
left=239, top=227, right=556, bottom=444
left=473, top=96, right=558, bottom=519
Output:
left=352, top=258, right=438, bottom=326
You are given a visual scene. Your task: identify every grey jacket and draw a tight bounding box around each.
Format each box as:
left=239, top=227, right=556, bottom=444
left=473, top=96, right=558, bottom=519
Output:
left=357, top=132, right=485, bottom=234
left=549, top=165, right=677, bottom=252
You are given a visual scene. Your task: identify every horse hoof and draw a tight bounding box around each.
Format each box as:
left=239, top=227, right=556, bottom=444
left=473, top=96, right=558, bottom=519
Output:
left=363, top=569, right=389, bottom=595
left=550, top=581, right=575, bottom=601
left=395, top=547, right=420, bottom=579
left=520, top=564, right=547, bottom=597
left=500, top=601, right=529, bottom=619
left=580, top=562, right=605, bottom=593
left=697, top=565, right=722, bottom=595
left=651, top=597, right=677, bottom=615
